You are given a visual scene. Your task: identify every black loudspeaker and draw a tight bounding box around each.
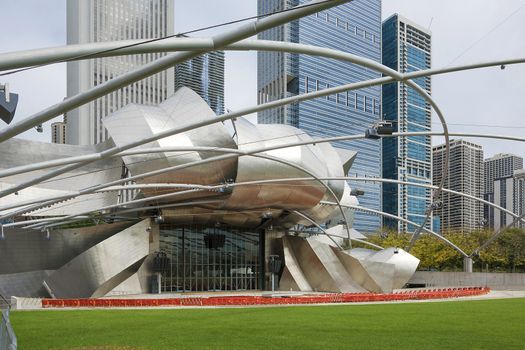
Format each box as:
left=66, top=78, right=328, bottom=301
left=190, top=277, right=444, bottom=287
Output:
left=153, top=252, right=170, bottom=273
left=0, top=92, right=18, bottom=125
left=268, top=255, right=282, bottom=274
left=204, top=233, right=226, bottom=249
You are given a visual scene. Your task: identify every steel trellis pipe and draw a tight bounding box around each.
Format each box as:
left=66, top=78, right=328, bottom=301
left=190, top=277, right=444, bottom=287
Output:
left=4, top=37, right=520, bottom=246
left=2, top=131, right=525, bottom=180
left=0, top=138, right=366, bottom=218
left=2, top=176, right=470, bottom=256
left=1, top=39, right=524, bottom=79
left=0, top=4, right=352, bottom=201
left=0, top=39, right=465, bottom=234
left=292, top=210, right=343, bottom=249
left=471, top=211, right=525, bottom=257
left=345, top=177, right=525, bottom=227
left=0, top=0, right=349, bottom=143
left=404, top=81, right=450, bottom=252
left=4, top=150, right=353, bottom=246
left=5, top=175, right=518, bottom=235
left=321, top=200, right=469, bottom=257
left=0, top=42, right=522, bottom=201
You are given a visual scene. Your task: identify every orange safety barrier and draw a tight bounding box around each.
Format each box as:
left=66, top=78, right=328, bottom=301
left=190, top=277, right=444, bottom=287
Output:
left=40, top=287, right=490, bottom=308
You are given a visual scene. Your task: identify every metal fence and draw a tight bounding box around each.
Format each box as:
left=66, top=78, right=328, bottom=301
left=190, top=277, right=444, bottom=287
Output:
left=0, top=294, right=17, bottom=350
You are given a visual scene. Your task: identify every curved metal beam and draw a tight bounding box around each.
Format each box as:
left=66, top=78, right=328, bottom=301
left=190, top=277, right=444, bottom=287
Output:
left=0, top=0, right=349, bottom=143
left=6, top=150, right=353, bottom=243
left=345, top=177, right=525, bottom=227
left=0, top=77, right=387, bottom=199
left=292, top=210, right=384, bottom=250
left=404, top=81, right=449, bottom=251
left=472, top=211, right=525, bottom=257
left=0, top=40, right=521, bottom=208
left=1, top=175, right=484, bottom=257
left=0, top=39, right=521, bottom=154
left=0, top=40, right=451, bottom=234
left=0, top=140, right=365, bottom=216
left=1, top=39, right=524, bottom=80
left=6, top=199, right=224, bottom=229
left=321, top=200, right=469, bottom=258
left=2, top=131, right=525, bottom=180
left=292, top=210, right=343, bottom=250
left=5, top=174, right=517, bottom=235
left=4, top=37, right=519, bottom=249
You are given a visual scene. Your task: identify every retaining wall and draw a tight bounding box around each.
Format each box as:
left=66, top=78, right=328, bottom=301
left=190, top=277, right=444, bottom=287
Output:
left=409, top=271, right=525, bottom=290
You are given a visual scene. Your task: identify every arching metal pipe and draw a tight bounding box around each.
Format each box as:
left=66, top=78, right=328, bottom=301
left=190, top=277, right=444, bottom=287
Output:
left=2, top=131, right=525, bottom=180
left=0, top=0, right=350, bottom=143
left=321, top=200, right=469, bottom=258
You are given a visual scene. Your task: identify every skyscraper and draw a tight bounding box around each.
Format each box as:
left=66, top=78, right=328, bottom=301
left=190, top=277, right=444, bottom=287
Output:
left=484, top=153, right=524, bottom=228
left=493, top=169, right=525, bottom=230
left=174, top=51, right=225, bottom=115
left=257, top=0, right=383, bottom=233
left=66, top=0, right=175, bottom=145
left=51, top=122, right=67, bottom=144
left=382, top=14, right=432, bottom=232
left=433, top=139, right=484, bottom=233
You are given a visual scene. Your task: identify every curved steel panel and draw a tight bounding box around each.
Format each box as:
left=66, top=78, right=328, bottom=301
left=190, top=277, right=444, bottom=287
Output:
left=43, top=219, right=158, bottom=298
left=222, top=119, right=334, bottom=213
left=103, top=87, right=238, bottom=202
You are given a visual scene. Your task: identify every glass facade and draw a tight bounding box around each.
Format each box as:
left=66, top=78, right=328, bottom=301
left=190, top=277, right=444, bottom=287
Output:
left=175, top=51, right=225, bottom=115
left=257, top=0, right=382, bottom=233
left=382, top=15, right=432, bottom=232
left=159, top=224, right=262, bottom=292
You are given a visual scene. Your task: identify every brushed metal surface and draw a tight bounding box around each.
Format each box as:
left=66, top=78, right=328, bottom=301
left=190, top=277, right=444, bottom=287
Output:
left=104, top=87, right=238, bottom=203
left=279, top=236, right=419, bottom=293
left=0, top=139, right=120, bottom=217
left=44, top=219, right=158, bottom=298
left=280, top=236, right=366, bottom=293
left=0, top=270, right=53, bottom=299
left=279, top=236, right=312, bottom=291
left=0, top=222, right=133, bottom=274
left=340, top=247, right=420, bottom=293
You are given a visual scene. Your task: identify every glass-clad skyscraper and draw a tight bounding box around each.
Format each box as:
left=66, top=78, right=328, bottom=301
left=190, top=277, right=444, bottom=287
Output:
left=382, top=14, right=432, bottom=232
left=175, top=51, right=225, bottom=115
left=257, top=0, right=382, bottom=233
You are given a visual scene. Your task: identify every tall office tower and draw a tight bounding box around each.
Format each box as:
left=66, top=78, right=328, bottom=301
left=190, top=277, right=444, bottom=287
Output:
left=66, top=0, right=175, bottom=145
left=174, top=51, right=225, bottom=115
left=382, top=14, right=432, bottom=232
left=257, top=0, right=383, bottom=233
left=484, top=153, right=523, bottom=228
left=433, top=140, right=484, bottom=233
left=493, top=170, right=525, bottom=230
left=51, top=122, right=67, bottom=144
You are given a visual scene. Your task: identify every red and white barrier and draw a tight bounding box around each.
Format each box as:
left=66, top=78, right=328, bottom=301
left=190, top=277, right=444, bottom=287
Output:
left=40, top=287, right=490, bottom=308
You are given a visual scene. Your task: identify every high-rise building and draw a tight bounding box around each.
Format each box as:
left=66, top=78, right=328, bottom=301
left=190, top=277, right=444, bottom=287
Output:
left=66, top=0, right=175, bottom=145
left=493, top=169, right=525, bottom=230
left=174, top=51, right=225, bottom=115
left=382, top=14, right=432, bottom=232
left=484, top=153, right=523, bottom=228
left=433, top=139, right=484, bottom=233
left=51, top=122, right=67, bottom=144
left=257, top=0, right=383, bottom=233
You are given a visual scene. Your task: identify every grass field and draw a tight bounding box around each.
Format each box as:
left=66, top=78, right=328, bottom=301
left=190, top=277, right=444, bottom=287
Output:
left=10, top=298, right=525, bottom=350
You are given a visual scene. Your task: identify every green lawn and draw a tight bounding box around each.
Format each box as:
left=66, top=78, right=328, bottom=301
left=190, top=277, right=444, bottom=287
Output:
left=10, top=298, right=525, bottom=350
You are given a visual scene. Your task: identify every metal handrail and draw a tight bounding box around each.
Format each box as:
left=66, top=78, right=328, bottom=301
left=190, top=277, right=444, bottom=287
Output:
left=0, top=294, right=9, bottom=310
left=0, top=293, right=17, bottom=350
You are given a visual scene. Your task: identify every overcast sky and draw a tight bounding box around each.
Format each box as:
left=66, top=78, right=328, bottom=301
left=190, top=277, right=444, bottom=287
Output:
left=1, top=0, right=524, bottom=159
